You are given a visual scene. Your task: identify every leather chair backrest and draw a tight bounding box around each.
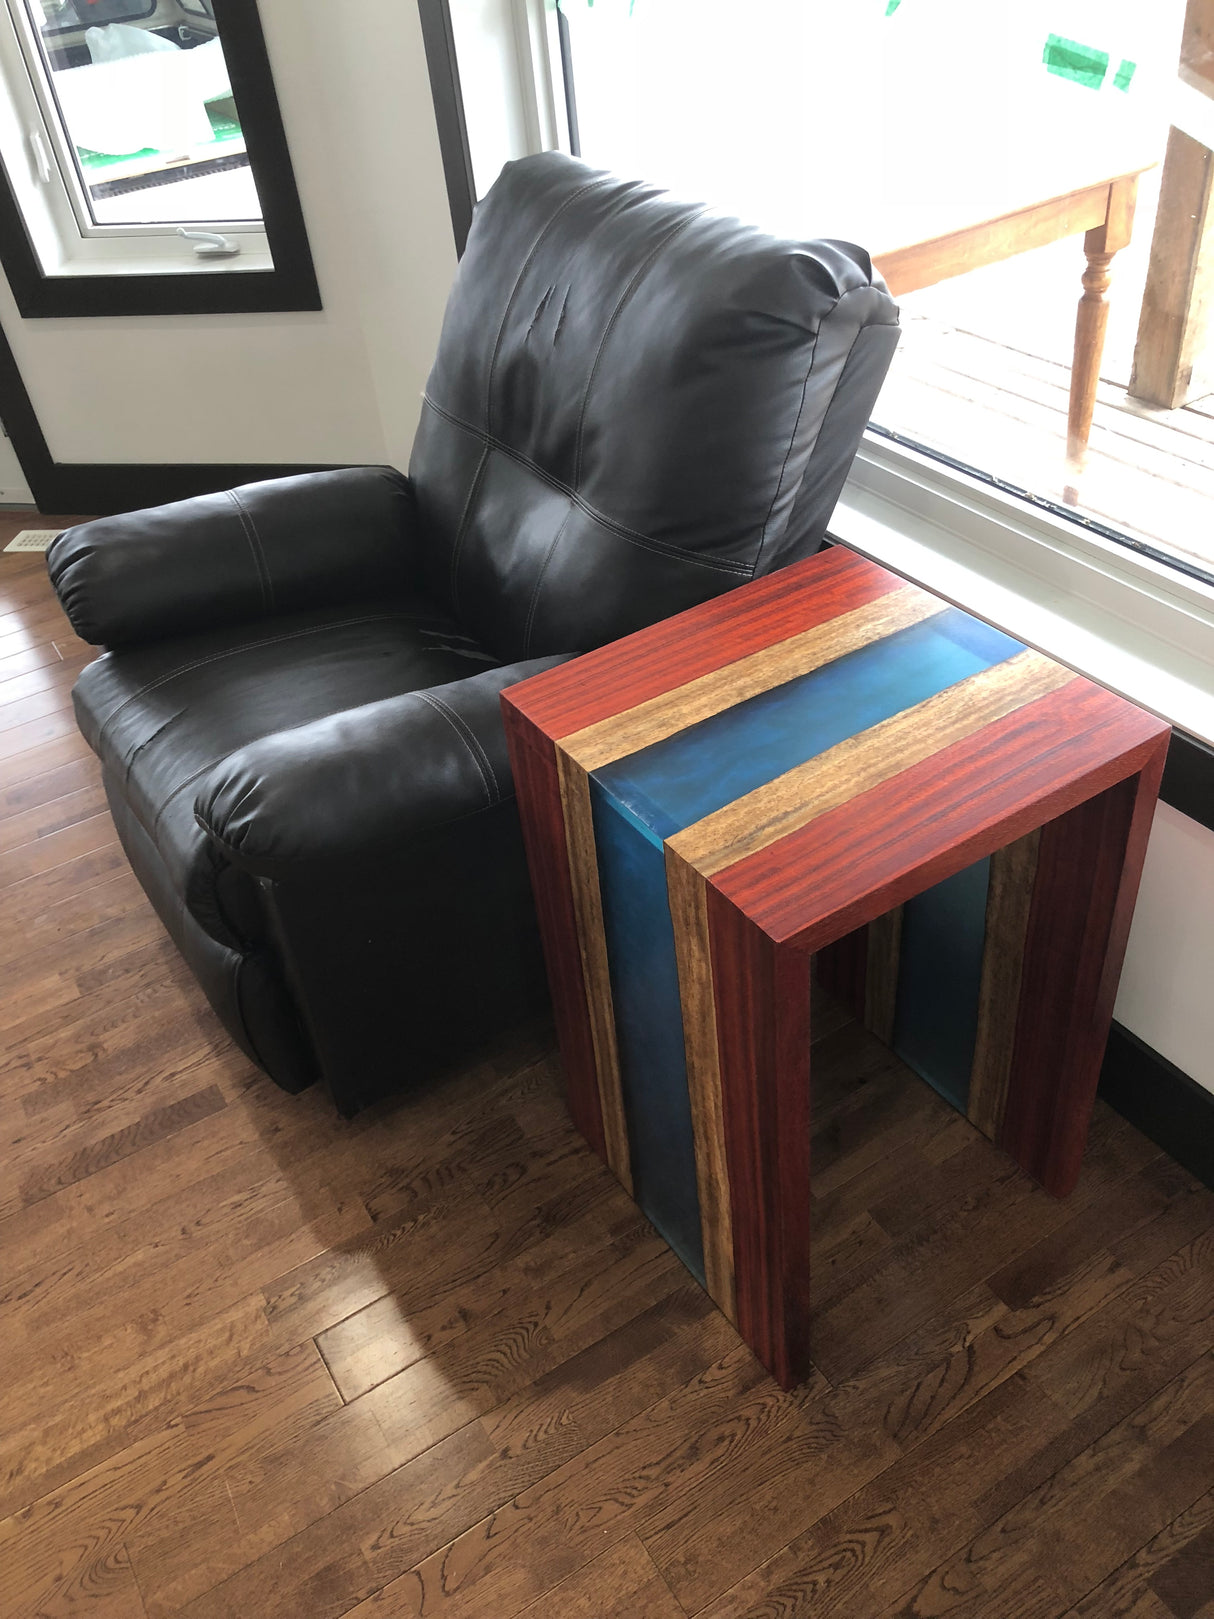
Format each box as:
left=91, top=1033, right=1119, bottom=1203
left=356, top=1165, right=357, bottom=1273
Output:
left=410, top=151, right=899, bottom=663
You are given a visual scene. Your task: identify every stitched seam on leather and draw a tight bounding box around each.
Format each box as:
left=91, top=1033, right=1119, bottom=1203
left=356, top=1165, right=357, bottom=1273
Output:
left=420, top=397, right=751, bottom=578
left=752, top=285, right=873, bottom=578
left=484, top=176, right=614, bottom=434
left=572, top=213, right=699, bottom=489
left=228, top=490, right=274, bottom=614
left=522, top=503, right=575, bottom=660
left=448, top=447, right=492, bottom=618
left=93, top=612, right=432, bottom=757
left=415, top=691, right=498, bottom=804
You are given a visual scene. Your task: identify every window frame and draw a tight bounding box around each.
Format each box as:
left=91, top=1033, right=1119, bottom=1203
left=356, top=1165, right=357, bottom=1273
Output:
left=0, top=0, right=320, bottom=316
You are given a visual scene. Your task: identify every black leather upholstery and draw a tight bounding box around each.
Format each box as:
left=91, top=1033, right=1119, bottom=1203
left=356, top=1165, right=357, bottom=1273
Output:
left=47, top=152, right=899, bottom=1113
left=413, top=152, right=899, bottom=660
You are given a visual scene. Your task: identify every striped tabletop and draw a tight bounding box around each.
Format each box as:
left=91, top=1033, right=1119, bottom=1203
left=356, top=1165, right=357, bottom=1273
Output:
left=503, top=545, right=1170, bottom=1385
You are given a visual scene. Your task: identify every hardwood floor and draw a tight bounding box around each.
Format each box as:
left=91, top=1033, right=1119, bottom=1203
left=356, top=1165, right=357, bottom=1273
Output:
left=2, top=519, right=1212, bottom=1619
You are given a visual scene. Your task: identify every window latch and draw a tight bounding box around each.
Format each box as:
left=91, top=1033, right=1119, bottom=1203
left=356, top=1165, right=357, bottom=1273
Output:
left=28, top=130, right=52, bottom=185
left=176, top=228, right=241, bottom=259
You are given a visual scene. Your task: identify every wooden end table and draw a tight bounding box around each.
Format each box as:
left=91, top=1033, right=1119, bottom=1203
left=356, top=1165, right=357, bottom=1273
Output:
left=501, top=546, right=1169, bottom=1389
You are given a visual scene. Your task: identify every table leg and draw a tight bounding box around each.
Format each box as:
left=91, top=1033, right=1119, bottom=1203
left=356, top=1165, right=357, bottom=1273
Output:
left=999, top=744, right=1166, bottom=1196
left=705, top=886, right=812, bottom=1390
left=1066, top=175, right=1138, bottom=495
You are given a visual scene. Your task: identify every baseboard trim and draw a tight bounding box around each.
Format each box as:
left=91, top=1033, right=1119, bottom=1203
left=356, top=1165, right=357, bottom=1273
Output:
left=1099, top=1022, right=1214, bottom=1189
left=37, top=462, right=343, bottom=516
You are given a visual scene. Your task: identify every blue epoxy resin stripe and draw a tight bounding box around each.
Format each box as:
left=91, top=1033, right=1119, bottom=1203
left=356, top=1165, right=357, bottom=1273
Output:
left=594, top=609, right=1026, bottom=840
left=892, top=856, right=992, bottom=1113
left=589, top=780, right=707, bottom=1283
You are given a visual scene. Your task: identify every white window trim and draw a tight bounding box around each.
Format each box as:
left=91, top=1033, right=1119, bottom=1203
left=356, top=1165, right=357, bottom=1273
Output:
left=835, top=436, right=1214, bottom=746
left=0, top=0, right=270, bottom=276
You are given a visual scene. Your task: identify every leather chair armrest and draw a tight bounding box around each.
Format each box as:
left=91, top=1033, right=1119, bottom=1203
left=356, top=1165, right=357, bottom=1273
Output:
left=47, top=466, right=420, bottom=648
left=194, top=658, right=572, bottom=877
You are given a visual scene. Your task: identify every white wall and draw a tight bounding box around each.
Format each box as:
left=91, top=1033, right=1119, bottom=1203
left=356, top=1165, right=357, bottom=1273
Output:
left=1116, top=803, right=1214, bottom=1096
left=0, top=426, right=31, bottom=503
left=0, top=0, right=459, bottom=471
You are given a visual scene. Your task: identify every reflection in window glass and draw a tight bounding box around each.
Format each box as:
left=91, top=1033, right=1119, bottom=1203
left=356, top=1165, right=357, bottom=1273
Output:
left=25, top=0, right=260, bottom=226
left=558, top=0, right=1214, bottom=582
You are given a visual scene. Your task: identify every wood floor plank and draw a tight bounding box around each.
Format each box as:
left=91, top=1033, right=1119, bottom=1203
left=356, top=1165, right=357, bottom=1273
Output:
left=0, top=753, right=101, bottom=822
left=0, top=779, right=108, bottom=854
left=809, top=1101, right=1161, bottom=1384
left=0, top=638, right=71, bottom=683
left=0, top=680, right=77, bottom=735
left=0, top=1341, right=338, bottom=1619
left=345, top=1534, right=685, bottom=1619
left=152, top=1292, right=737, bottom=1619
left=880, top=1355, right=1214, bottom=1619
left=1026, top=1230, right=1214, bottom=1422
left=0, top=823, right=119, bottom=911
left=1060, top=1490, right=1214, bottom=1619
left=0, top=655, right=91, bottom=713
left=0, top=1294, right=273, bottom=1519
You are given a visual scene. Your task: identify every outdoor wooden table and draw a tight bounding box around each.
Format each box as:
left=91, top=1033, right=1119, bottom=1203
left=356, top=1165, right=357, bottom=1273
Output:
left=502, top=545, right=1169, bottom=1389
left=868, top=166, right=1149, bottom=476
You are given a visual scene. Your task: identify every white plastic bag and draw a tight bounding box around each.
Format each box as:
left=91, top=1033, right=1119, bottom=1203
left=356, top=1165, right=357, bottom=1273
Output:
left=85, top=23, right=179, bottom=64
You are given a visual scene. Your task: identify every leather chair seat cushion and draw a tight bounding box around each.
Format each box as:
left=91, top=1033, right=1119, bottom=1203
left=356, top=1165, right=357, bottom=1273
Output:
left=72, top=594, right=500, bottom=950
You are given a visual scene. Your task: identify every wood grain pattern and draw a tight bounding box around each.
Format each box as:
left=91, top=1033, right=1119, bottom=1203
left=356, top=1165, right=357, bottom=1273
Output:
left=560, top=587, right=944, bottom=771
left=967, top=828, right=1041, bottom=1140
left=669, top=651, right=1074, bottom=877
left=1001, top=739, right=1169, bottom=1197
left=500, top=705, right=607, bottom=1160
left=664, top=845, right=735, bottom=1322
left=1131, top=125, right=1214, bottom=411
left=554, top=747, right=631, bottom=1193
left=874, top=179, right=1119, bottom=297
left=502, top=545, right=902, bottom=740
left=712, top=678, right=1167, bottom=947
left=707, top=888, right=812, bottom=1389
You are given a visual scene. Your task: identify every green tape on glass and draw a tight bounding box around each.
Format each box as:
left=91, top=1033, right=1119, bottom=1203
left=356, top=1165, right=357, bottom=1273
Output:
left=1114, top=58, right=1137, bottom=91
left=886, top=1, right=902, bottom=15
left=1043, top=34, right=1109, bottom=90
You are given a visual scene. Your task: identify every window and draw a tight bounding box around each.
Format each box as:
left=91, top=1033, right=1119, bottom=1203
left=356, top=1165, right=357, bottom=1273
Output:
left=548, top=0, right=1212, bottom=588
left=0, top=0, right=318, bottom=315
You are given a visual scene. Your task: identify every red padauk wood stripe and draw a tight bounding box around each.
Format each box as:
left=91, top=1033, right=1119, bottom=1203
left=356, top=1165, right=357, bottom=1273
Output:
left=713, top=680, right=1170, bottom=946
left=502, top=546, right=909, bottom=738
left=500, top=703, right=607, bottom=1158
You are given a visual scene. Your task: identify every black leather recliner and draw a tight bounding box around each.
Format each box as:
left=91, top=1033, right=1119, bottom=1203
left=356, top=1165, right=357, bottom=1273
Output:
left=47, top=152, right=900, bottom=1114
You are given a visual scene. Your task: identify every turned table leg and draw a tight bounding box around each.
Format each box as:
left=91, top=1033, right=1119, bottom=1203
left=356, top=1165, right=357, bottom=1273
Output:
left=1066, top=175, right=1139, bottom=496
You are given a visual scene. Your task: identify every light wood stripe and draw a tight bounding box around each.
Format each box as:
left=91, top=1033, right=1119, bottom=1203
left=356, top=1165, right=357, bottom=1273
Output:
left=670, top=651, right=1077, bottom=877
left=968, top=828, right=1041, bottom=1140
left=664, top=845, right=737, bottom=1323
left=864, top=907, right=904, bottom=1046
left=555, top=749, right=632, bottom=1194
left=561, top=586, right=948, bottom=771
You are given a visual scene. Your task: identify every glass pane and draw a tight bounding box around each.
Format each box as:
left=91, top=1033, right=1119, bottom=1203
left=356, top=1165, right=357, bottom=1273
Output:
left=558, top=0, right=1212, bottom=581
left=25, top=0, right=261, bottom=226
